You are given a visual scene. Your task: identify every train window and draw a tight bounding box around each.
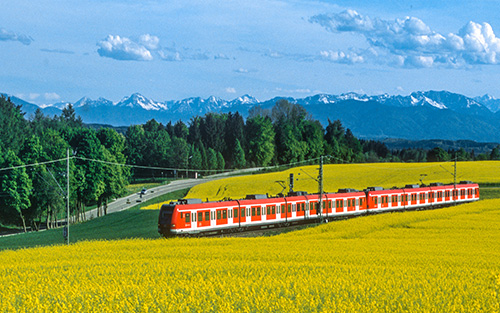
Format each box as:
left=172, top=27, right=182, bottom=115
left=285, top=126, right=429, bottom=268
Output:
left=192, top=213, right=196, bottom=222
left=272, top=206, right=276, bottom=214
left=223, top=210, right=227, bottom=219
left=267, top=206, right=271, bottom=215
left=229, top=210, right=232, bottom=218
left=288, top=204, right=291, bottom=212
left=475, top=189, right=479, bottom=196
left=234, top=208, right=238, bottom=218
left=241, top=208, right=245, bottom=217
left=247, top=208, right=250, bottom=216
left=356, top=198, right=359, bottom=206
left=204, top=212, right=209, bottom=221
left=292, top=204, right=296, bottom=212
left=198, top=212, right=202, bottom=222
left=359, top=198, right=363, bottom=206
left=251, top=207, right=255, bottom=216
left=185, top=213, right=190, bottom=223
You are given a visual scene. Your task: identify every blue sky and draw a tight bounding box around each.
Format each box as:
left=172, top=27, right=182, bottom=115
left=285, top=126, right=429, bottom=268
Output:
left=1, top=0, right=500, bottom=105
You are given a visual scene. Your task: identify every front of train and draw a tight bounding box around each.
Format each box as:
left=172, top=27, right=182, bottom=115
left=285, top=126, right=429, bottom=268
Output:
left=158, top=203, right=176, bottom=237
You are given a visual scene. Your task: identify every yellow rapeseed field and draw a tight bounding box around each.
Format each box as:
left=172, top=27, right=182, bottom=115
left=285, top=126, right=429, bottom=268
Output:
left=1, top=198, right=500, bottom=312
left=187, top=161, right=500, bottom=201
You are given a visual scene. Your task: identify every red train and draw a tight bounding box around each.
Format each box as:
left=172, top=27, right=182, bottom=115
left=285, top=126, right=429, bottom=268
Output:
left=158, top=181, right=479, bottom=237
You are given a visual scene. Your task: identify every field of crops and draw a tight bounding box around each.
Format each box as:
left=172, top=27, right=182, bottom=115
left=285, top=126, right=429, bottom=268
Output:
left=1, top=197, right=499, bottom=312
left=187, top=161, right=500, bottom=201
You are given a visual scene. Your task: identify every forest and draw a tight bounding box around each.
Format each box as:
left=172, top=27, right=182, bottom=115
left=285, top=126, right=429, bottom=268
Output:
left=0, top=96, right=499, bottom=231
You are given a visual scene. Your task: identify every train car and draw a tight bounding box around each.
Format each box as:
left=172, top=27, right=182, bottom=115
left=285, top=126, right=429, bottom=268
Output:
left=158, top=181, right=480, bottom=237
left=158, top=189, right=365, bottom=237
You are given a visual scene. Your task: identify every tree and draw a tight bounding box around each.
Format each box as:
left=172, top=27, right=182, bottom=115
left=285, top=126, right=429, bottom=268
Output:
left=302, top=120, right=324, bottom=160
left=216, top=151, right=225, bottom=171
left=70, top=128, right=106, bottom=219
left=0, top=96, right=28, bottom=153
left=169, top=137, right=189, bottom=172
left=0, top=150, right=32, bottom=231
left=200, top=113, right=226, bottom=152
left=224, top=112, right=245, bottom=166
left=59, top=104, right=83, bottom=129
left=189, top=146, right=203, bottom=174
left=245, top=116, right=275, bottom=166
left=125, top=125, right=146, bottom=165
left=427, top=147, right=450, bottom=162
left=490, top=145, right=500, bottom=160
left=207, top=148, right=218, bottom=171
left=233, top=139, right=246, bottom=169
left=173, top=120, right=189, bottom=140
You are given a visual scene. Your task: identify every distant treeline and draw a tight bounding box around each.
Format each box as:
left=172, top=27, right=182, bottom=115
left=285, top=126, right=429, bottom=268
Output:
left=0, top=96, right=499, bottom=231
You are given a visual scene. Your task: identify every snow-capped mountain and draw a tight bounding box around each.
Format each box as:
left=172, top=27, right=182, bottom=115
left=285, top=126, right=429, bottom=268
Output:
left=475, top=94, right=500, bottom=113
left=117, top=93, right=167, bottom=111
left=6, top=90, right=500, bottom=142
left=75, top=97, right=114, bottom=107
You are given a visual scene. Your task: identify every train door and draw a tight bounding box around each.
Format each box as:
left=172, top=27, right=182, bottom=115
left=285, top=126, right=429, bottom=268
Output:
left=309, top=201, right=317, bottom=215
left=266, top=205, right=276, bottom=220
left=296, top=202, right=305, bottom=217
left=179, top=211, right=192, bottom=229
left=251, top=206, right=262, bottom=222
left=216, top=208, right=228, bottom=225
left=334, top=199, right=343, bottom=213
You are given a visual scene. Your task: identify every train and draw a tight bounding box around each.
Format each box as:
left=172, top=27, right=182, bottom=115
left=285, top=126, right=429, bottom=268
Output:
left=158, top=181, right=479, bottom=237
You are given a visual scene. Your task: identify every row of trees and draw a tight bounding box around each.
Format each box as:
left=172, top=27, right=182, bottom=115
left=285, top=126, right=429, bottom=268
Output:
left=126, top=100, right=366, bottom=178
left=0, top=96, right=129, bottom=231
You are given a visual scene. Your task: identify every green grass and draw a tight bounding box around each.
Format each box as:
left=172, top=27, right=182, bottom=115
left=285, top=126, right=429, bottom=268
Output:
left=0, top=188, right=189, bottom=251
left=479, top=187, right=500, bottom=200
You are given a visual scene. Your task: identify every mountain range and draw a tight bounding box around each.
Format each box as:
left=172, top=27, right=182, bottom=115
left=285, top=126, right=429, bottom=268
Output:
left=4, top=90, right=500, bottom=143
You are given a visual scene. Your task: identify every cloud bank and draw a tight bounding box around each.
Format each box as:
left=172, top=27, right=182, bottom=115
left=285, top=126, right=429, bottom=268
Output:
left=97, top=34, right=227, bottom=62
left=310, top=10, right=500, bottom=68
left=0, top=27, right=33, bottom=45
left=97, top=35, right=156, bottom=61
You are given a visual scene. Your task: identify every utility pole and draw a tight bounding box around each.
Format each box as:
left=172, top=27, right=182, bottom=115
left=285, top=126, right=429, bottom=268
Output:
left=66, top=148, right=70, bottom=245
left=318, top=156, right=324, bottom=221
left=453, top=157, right=457, bottom=205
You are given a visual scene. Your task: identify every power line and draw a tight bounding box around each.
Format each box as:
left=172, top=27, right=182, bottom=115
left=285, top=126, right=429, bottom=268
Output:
left=0, top=157, right=72, bottom=172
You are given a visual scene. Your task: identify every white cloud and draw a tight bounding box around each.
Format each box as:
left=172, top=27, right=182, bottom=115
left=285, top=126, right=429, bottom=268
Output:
left=311, top=10, right=500, bottom=68
left=97, top=35, right=153, bottom=61
left=235, top=68, right=249, bottom=73
left=0, top=27, right=33, bottom=45
left=139, top=34, right=160, bottom=51
left=159, top=51, right=182, bottom=61
left=225, top=87, right=236, bottom=93
left=44, top=92, right=61, bottom=101
left=319, top=50, right=364, bottom=64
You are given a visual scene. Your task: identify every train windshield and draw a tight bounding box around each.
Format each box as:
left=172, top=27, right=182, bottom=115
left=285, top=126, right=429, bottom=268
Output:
left=159, top=204, right=175, bottom=227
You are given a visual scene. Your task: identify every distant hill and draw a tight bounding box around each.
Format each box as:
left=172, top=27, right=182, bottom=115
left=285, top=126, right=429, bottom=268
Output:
left=382, top=139, right=499, bottom=154
left=5, top=90, right=500, bottom=143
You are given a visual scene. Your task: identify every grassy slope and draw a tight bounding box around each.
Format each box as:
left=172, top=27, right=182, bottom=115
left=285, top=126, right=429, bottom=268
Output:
left=0, top=188, right=189, bottom=251
left=1, top=161, right=499, bottom=251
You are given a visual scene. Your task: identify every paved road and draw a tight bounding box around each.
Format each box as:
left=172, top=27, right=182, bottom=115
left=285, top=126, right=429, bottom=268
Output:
left=83, top=178, right=211, bottom=219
